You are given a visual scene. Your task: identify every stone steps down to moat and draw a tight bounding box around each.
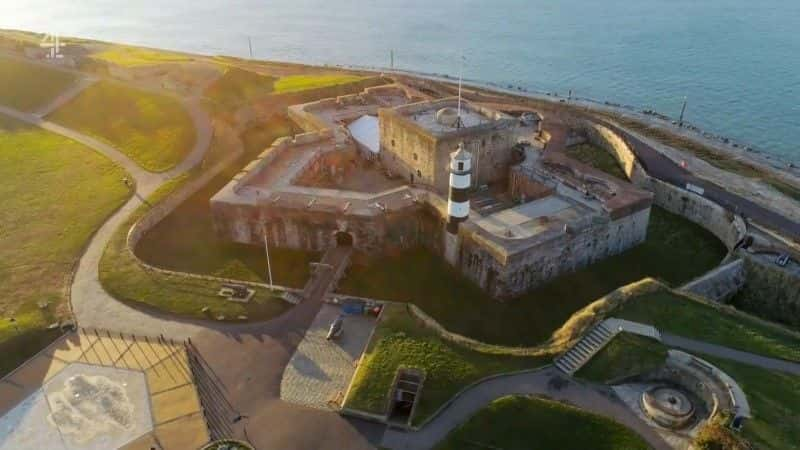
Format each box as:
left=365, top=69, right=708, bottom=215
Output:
left=554, top=318, right=662, bottom=375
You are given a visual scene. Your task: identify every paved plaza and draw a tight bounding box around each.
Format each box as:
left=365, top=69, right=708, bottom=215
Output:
left=280, top=304, right=377, bottom=410
left=0, top=330, right=208, bottom=450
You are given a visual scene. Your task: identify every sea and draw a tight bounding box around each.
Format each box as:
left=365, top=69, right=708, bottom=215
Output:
left=2, top=0, right=799, bottom=161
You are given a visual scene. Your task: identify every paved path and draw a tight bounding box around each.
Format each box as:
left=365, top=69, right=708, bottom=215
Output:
left=381, top=367, right=672, bottom=450
left=33, top=76, right=98, bottom=117
left=662, top=333, right=800, bottom=375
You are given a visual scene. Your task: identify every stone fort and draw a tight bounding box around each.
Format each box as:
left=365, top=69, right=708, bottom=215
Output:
left=211, top=83, right=653, bottom=299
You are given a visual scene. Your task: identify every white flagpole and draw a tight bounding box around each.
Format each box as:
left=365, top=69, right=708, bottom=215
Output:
left=457, top=53, right=464, bottom=127
left=262, top=225, right=274, bottom=290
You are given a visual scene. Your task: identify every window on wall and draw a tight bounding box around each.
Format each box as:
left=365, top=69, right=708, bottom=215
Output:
left=416, top=169, right=422, bottom=178
left=413, top=153, right=418, bottom=161
left=391, top=139, right=396, bottom=147
left=457, top=162, right=464, bottom=171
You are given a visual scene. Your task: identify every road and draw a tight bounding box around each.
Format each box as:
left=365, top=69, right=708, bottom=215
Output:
left=597, top=119, right=800, bottom=241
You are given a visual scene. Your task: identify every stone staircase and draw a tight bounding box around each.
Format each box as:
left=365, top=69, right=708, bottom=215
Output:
left=554, top=321, right=618, bottom=375
left=554, top=318, right=662, bottom=375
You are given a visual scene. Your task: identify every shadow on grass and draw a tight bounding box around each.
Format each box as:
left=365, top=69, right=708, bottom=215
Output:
left=0, top=327, right=63, bottom=379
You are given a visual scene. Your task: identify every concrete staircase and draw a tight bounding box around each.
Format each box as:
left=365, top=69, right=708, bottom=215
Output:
left=554, top=321, right=617, bottom=375
left=554, top=318, right=663, bottom=375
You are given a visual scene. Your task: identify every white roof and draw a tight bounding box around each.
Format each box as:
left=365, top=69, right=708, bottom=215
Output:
left=347, top=115, right=380, bottom=154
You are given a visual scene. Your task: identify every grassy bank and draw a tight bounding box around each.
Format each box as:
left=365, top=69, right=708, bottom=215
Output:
left=204, top=67, right=276, bottom=108
left=615, top=290, right=800, bottom=362
left=134, top=115, right=315, bottom=288
left=434, top=395, right=649, bottom=450
left=343, top=304, right=549, bottom=426
left=91, top=46, right=193, bottom=67
left=0, top=55, right=76, bottom=111
left=48, top=81, right=195, bottom=172
left=704, top=356, right=800, bottom=450
left=565, top=143, right=627, bottom=179
left=98, top=172, right=290, bottom=321
left=576, top=334, right=667, bottom=383
left=274, top=74, right=366, bottom=93
left=0, top=115, right=131, bottom=376
left=340, top=207, right=725, bottom=346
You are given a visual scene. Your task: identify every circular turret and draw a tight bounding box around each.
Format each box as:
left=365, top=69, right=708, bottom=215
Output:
left=435, top=107, right=460, bottom=127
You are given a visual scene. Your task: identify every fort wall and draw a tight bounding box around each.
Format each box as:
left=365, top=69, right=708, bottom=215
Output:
left=679, top=258, right=746, bottom=303
left=570, top=118, right=745, bottom=252
left=458, top=208, right=650, bottom=298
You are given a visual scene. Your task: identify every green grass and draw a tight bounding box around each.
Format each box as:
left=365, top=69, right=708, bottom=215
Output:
left=0, top=55, right=76, bottom=111
left=91, top=46, right=193, bottom=67
left=615, top=290, right=800, bottom=362
left=204, top=67, right=276, bottom=107
left=48, top=81, right=195, bottom=172
left=576, top=333, right=667, bottom=383
left=134, top=115, right=315, bottom=288
left=273, top=74, right=366, bottom=93
left=343, top=304, right=549, bottom=426
left=434, top=395, right=650, bottom=450
left=702, top=356, right=800, bottom=450
left=565, top=143, right=628, bottom=179
left=98, top=171, right=291, bottom=321
left=0, top=115, right=131, bottom=376
left=340, top=207, right=725, bottom=346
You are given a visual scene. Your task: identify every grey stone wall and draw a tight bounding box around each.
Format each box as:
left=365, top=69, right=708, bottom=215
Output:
left=459, top=208, right=650, bottom=299
left=679, top=259, right=746, bottom=302
left=210, top=199, right=442, bottom=255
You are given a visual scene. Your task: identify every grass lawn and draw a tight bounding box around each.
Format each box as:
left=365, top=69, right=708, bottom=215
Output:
left=703, top=356, right=800, bottom=450
left=0, top=115, right=131, bottom=376
left=134, top=115, right=315, bottom=288
left=339, top=207, right=725, bottom=346
left=576, top=334, right=667, bottom=383
left=273, top=74, right=366, bottom=93
left=0, top=55, right=76, bottom=111
left=434, top=395, right=649, bottom=450
left=343, top=304, right=549, bottom=426
left=565, top=143, right=628, bottom=179
left=204, top=67, right=276, bottom=108
left=91, top=46, right=193, bottom=67
left=615, top=290, right=800, bottom=362
left=99, top=171, right=292, bottom=321
left=48, top=81, right=195, bottom=172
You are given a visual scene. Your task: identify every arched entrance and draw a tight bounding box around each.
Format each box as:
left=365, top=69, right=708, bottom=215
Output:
left=335, top=231, right=354, bottom=247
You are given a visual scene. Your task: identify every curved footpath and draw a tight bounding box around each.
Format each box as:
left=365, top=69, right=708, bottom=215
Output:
left=0, top=91, right=213, bottom=338
left=381, top=367, right=672, bottom=450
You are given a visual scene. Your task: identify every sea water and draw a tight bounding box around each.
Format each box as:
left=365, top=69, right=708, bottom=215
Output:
left=2, top=0, right=798, bottom=161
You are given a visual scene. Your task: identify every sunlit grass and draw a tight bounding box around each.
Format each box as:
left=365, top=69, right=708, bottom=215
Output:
left=0, top=115, right=131, bottom=376
left=91, top=46, right=193, bottom=67
left=273, top=74, right=366, bottom=93
left=0, top=55, right=76, bottom=111
left=48, top=81, right=195, bottom=172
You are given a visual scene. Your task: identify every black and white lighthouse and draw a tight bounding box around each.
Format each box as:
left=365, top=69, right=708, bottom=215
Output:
left=446, top=143, right=472, bottom=234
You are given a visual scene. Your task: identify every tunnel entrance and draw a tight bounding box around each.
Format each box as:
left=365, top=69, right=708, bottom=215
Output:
left=334, top=231, right=353, bottom=247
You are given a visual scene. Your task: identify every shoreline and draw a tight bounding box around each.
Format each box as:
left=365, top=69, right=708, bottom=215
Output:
left=3, top=27, right=799, bottom=190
